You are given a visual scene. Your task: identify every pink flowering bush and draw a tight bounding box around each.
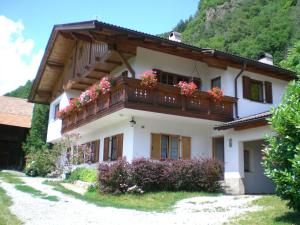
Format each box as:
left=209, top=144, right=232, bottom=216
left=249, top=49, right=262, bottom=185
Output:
left=208, top=87, right=224, bottom=102
left=140, top=70, right=157, bottom=89
left=176, top=81, right=197, bottom=97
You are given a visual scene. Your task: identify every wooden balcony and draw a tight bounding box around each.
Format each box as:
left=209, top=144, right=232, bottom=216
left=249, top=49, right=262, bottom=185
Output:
left=62, top=77, right=237, bottom=133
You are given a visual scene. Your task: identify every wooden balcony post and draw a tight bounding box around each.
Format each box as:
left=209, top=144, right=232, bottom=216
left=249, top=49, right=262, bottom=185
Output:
left=182, top=96, right=186, bottom=111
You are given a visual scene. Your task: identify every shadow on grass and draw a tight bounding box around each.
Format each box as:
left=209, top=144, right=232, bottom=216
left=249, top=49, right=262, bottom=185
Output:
left=275, top=211, right=300, bottom=225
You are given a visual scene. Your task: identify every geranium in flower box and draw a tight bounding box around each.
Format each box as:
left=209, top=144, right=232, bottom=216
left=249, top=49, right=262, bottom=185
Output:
left=140, top=70, right=157, bottom=89
left=175, top=81, right=197, bottom=97
left=208, top=87, right=224, bottom=102
left=99, top=77, right=111, bottom=94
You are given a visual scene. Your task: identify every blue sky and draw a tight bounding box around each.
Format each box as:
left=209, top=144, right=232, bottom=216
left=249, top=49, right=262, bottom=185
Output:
left=1, top=0, right=198, bottom=53
left=0, top=0, right=198, bottom=94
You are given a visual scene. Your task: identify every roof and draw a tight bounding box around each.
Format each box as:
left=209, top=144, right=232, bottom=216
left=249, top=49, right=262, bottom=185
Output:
left=0, top=96, right=34, bottom=128
left=214, top=111, right=272, bottom=130
left=29, top=20, right=297, bottom=104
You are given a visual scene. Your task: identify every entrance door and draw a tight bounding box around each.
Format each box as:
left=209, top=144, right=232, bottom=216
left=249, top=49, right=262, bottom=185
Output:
left=213, top=137, right=224, bottom=179
left=213, top=137, right=224, bottom=163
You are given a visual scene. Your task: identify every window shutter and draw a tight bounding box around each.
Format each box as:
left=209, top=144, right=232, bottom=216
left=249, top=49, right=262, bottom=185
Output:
left=93, top=140, right=100, bottom=163
left=103, top=137, right=110, bottom=161
left=116, top=133, right=123, bottom=159
left=181, top=136, right=191, bottom=160
left=151, top=133, right=161, bottom=160
left=243, top=76, right=251, bottom=99
left=264, top=81, right=273, bottom=103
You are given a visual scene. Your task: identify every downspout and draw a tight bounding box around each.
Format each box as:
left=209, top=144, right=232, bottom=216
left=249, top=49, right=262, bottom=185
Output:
left=234, top=63, right=246, bottom=119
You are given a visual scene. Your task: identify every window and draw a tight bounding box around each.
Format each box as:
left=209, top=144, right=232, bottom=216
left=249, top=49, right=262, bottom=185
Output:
left=54, top=103, right=60, bottom=120
left=154, top=69, right=201, bottom=90
left=211, top=77, right=221, bottom=89
left=244, top=149, right=250, bottom=172
left=151, top=133, right=191, bottom=160
left=103, top=134, right=123, bottom=161
left=89, top=140, right=100, bottom=163
left=243, top=76, right=272, bottom=103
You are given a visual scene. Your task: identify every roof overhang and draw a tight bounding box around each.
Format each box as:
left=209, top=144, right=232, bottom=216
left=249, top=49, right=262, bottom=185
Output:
left=29, top=20, right=297, bottom=104
left=214, top=111, right=271, bottom=131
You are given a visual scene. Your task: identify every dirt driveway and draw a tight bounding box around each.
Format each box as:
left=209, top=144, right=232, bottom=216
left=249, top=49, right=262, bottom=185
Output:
left=0, top=175, right=261, bottom=225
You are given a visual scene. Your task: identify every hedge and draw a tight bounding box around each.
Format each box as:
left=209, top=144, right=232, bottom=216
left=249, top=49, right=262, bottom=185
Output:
left=98, top=158, right=223, bottom=193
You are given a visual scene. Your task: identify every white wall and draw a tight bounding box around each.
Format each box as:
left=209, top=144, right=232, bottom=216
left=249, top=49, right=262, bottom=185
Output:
left=47, top=90, right=81, bottom=143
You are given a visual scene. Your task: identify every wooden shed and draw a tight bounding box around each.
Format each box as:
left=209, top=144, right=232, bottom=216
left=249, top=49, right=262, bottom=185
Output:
left=0, top=96, right=34, bottom=169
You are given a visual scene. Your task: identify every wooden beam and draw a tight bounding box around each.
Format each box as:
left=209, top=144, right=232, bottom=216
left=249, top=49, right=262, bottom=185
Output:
left=46, top=60, right=64, bottom=69
left=105, top=59, right=122, bottom=66
left=115, top=50, right=135, bottom=78
left=94, top=68, right=110, bottom=74
left=37, top=90, right=51, bottom=97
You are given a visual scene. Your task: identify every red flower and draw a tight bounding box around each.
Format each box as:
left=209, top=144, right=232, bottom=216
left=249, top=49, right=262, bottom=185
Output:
left=208, top=87, right=224, bottom=102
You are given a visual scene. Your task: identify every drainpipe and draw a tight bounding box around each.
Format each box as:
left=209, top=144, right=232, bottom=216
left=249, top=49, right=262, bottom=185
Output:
left=234, top=63, right=246, bottom=119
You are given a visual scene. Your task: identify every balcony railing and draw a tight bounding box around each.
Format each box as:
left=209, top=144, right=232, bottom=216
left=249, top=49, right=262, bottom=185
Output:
left=62, top=77, right=237, bottom=133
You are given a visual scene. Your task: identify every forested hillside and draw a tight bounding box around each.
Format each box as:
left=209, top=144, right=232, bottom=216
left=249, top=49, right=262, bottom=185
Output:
left=165, top=0, right=300, bottom=65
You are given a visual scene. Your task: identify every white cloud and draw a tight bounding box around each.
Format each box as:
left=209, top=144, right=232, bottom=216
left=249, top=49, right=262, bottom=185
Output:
left=0, top=15, right=43, bottom=95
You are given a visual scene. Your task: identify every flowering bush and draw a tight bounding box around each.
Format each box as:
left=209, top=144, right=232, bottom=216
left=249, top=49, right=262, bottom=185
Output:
left=140, top=70, right=157, bottom=89
left=176, top=81, right=197, bottom=96
left=98, top=158, right=130, bottom=193
left=98, top=158, right=223, bottom=193
left=208, top=87, right=224, bottom=102
left=99, top=77, right=111, bottom=94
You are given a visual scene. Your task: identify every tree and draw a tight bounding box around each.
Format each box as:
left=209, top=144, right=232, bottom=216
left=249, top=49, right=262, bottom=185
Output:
left=23, top=104, right=49, bottom=153
left=263, top=41, right=300, bottom=211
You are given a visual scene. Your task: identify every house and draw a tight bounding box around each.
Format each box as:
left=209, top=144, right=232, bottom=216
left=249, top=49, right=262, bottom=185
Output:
left=29, top=20, right=296, bottom=194
left=0, top=96, right=34, bottom=169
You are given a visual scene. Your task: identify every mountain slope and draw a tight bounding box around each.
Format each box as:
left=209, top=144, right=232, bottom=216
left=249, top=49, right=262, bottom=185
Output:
left=170, top=0, right=299, bottom=65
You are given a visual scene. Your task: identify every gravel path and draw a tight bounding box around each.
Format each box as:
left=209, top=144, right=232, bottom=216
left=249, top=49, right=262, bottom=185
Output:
left=0, top=175, right=261, bottom=225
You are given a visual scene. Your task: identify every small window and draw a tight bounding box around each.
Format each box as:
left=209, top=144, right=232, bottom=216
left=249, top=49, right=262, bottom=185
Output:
left=211, top=77, right=221, bottom=89
left=151, top=134, right=188, bottom=160
left=243, top=76, right=266, bottom=103
left=250, top=80, right=263, bottom=102
left=244, top=149, right=250, bottom=172
left=103, top=134, right=123, bottom=161
left=54, top=104, right=60, bottom=120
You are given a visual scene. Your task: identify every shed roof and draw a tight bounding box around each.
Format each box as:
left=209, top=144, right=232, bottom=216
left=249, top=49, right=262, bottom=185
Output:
left=0, top=96, right=34, bottom=128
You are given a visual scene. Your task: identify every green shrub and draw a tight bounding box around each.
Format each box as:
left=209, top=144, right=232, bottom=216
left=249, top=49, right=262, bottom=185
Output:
left=263, top=80, right=300, bottom=211
left=67, top=167, right=97, bottom=183
left=24, top=148, right=56, bottom=177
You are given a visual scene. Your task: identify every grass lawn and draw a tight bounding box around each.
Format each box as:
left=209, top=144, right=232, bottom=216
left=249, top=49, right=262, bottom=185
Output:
left=44, top=180, right=220, bottom=212
left=0, top=186, right=22, bottom=225
left=230, top=195, right=300, bottom=225
left=15, top=185, right=59, bottom=202
left=0, top=172, right=24, bottom=185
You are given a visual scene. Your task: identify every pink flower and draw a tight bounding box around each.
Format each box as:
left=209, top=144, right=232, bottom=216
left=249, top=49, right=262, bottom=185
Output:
left=176, top=81, right=197, bottom=96
left=140, top=70, right=157, bottom=89
left=99, top=77, right=111, bottom=94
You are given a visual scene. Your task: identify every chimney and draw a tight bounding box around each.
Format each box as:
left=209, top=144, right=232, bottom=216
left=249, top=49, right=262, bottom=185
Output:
left=258, top=53, right=273, bottom=65
left=169, top=31, right=182, bottom=42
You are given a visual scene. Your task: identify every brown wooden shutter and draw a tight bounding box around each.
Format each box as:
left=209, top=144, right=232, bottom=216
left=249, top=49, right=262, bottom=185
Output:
left=151, top=133, right=161, bottom=160
left=93, top=140, right=100, bottom=163
left=181, top=136, right=191, bottom=160
left=243, top=76, right=251, bottom=99
left=116, top=133, right=123, bottom=159
left=103, top=137, right=110, bottom=161
left=264, top=81, right=273, bottom=103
